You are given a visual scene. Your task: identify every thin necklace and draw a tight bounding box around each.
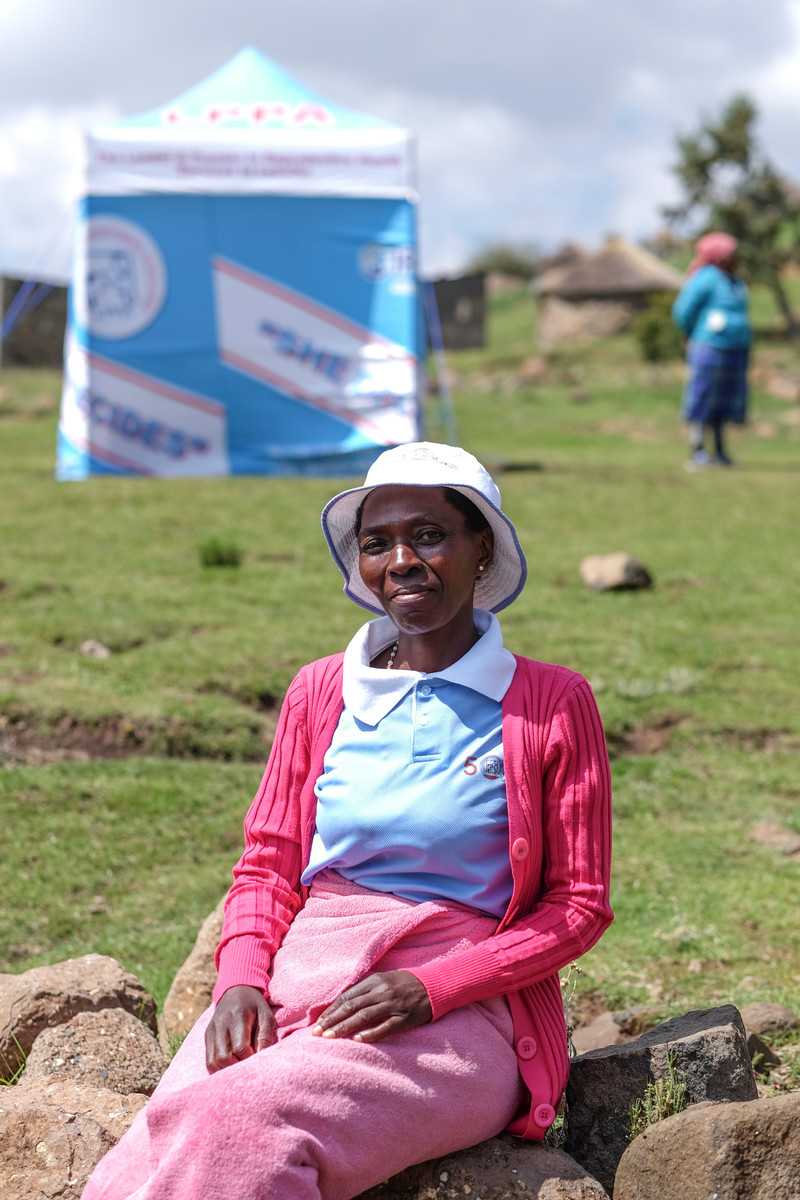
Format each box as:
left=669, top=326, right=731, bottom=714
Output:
left=387, top=628, right=484, bottom=670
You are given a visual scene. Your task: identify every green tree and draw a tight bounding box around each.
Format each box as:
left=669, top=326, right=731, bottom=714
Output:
left=664, top=94, right=800, bottom=337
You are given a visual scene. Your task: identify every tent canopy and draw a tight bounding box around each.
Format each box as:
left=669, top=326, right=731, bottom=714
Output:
left=58, top=48, right=421, bottom=480
left=88, top=46, right=416, bottom=199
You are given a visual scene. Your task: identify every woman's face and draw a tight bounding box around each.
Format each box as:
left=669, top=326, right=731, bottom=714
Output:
left=357, top=485, right=493, bottom=637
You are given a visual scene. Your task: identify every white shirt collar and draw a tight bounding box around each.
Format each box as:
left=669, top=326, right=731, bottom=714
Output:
left=342, top=609, right=517, bottom=726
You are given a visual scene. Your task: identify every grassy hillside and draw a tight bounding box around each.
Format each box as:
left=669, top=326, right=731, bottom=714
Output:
left=1, top=290, right=799, bottom=1043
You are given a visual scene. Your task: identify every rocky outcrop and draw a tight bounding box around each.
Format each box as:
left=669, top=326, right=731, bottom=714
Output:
left=2, top=937, right=797, bottom=1200
left=0, top=1078, right=146, bottom=1200
left=0, top=954, right=158, bottom=1075
left=614, top=1091, right=800, bottom=1200
left=358, top=1135, right=609, bottom=1200
left=21, top=1007, right=168, bottom=1096
left=564, top=1005, right=757, bottom=1195
left=158, top=896, right=225, bottom=1052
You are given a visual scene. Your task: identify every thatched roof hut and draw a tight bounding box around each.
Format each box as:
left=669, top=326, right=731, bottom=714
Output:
left=535, top=235, right=683, bottom=348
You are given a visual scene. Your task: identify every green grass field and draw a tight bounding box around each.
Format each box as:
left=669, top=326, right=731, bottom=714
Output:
left=1, top=289, right=799, bottom=1054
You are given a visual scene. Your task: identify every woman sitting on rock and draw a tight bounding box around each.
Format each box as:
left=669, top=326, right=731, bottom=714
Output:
left=82, top=442, right=613, bottom=1200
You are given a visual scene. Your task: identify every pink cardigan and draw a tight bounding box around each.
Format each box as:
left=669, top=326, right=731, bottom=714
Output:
left=214, top=652, right=613, bottom=1140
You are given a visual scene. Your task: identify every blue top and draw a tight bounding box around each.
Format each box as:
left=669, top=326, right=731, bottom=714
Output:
left=672, top=264, right=751, bottom=350
left=300, top=611, right=516, bottom=918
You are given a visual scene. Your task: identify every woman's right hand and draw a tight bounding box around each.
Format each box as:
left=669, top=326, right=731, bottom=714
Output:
left=204, top=984, right=277, bottom=1073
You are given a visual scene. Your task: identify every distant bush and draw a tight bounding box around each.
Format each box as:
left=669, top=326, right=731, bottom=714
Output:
left=198, top=537, right=243, bottom=568
left=466, top=241, right=539, bottom=279
left=632, top=292, right=683, bottom=362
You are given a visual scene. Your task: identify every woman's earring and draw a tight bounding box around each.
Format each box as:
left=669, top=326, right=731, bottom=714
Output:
left=477, top=564, right=485, bottom=579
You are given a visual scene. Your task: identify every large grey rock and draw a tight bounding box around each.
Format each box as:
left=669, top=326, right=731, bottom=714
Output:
left=564, top=1004, right=757, bottom=1196
left=0, top=1078, right=146, bottom=1200
left=357, top=1135, right=610, bottom=1199
left=614, top=1091, right=800, bottom=1200
left=0, top=954, right=157, bottom=1075
left=21, top=1007, right=168, bottom=1096
left=740, top=1000, right=798, bottom=1036
left=579, top=554, right=653, bottom=593
left=158, top=896, right=225, bottom=1052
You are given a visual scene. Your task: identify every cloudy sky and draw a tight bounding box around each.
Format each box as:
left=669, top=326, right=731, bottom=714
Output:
left=2, top=0, right=800, bottom=281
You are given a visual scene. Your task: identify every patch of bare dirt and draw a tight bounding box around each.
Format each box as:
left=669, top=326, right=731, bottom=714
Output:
left=714, top=728, right=799, bottom=754
left=196, top=681, right=277, bottom=712
left=1, top=714, right=152, bottom=764
left=606, top=711, right=689, bottom=758
left=663, top=574, right=711, bottom=590
left=0, top=710, right=278, bottom=765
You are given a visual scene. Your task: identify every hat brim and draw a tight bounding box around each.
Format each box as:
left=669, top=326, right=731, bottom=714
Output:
left=321, top=481, right=527, bottom=615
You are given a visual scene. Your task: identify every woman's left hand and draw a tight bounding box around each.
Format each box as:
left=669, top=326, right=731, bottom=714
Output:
left=311, top=970, right=432, bottom=1043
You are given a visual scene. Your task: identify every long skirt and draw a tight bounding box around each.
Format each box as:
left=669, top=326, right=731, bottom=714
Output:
left=681, top=340, right=749, bottom=425
left=81, top=871, right=524, bottom=1200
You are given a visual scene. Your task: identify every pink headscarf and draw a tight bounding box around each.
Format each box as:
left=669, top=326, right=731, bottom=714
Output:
left=686, top=232, right=738, bottom=276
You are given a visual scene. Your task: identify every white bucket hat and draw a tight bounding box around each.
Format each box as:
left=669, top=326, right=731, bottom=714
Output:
left=321, top=442, right=527, bottom=615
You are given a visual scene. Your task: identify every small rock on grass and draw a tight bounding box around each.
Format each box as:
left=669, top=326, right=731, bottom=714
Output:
left=740, top=1000, right=798, bottom=1036
left=579, top=553, right=653, bottom=592
left=749, top=819, right=800, bottom=857
left=571, top=1011, right=635, bottom=1055
left=78, top=639, right=112, bottom=658
left=518, top=356, right=549, bottom=385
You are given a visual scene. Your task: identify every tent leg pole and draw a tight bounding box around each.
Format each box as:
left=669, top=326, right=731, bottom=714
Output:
left=423, top=281, right=459, bottom=446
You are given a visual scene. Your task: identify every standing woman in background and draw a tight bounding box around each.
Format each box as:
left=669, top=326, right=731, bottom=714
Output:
left=672, top=232, right=752, bottom=469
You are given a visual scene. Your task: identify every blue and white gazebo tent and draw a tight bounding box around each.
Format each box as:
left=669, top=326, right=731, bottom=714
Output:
left=57, top=47, right=422, bottom=479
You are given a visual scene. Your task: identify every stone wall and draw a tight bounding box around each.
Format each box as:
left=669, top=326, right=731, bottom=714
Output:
left=537, top=295, right=638, bottom=349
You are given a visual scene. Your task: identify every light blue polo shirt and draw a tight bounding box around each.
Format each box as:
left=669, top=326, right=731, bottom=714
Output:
left=301, top=610, right=517, bottom=918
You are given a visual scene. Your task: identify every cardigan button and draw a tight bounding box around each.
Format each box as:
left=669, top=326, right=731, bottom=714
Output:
left=534, top=1103, right=556, bottom=1127
left=511, top=837, right=529, bottom=861
left=516, top=1036, right=538, bottom=1060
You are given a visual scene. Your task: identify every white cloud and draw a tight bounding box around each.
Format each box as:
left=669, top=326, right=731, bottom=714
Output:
left=746, top=0, right=800, bottom=179
left=0, top=100, right=117, bottom=281
left=2, top=1, right=800, bottom=280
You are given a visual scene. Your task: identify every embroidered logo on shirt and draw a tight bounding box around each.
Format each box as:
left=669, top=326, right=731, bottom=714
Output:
left=480, top=755, right=504, bottom=780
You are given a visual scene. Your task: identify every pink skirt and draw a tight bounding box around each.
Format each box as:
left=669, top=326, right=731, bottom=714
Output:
left=82, top=871, right=524, bottom=1200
